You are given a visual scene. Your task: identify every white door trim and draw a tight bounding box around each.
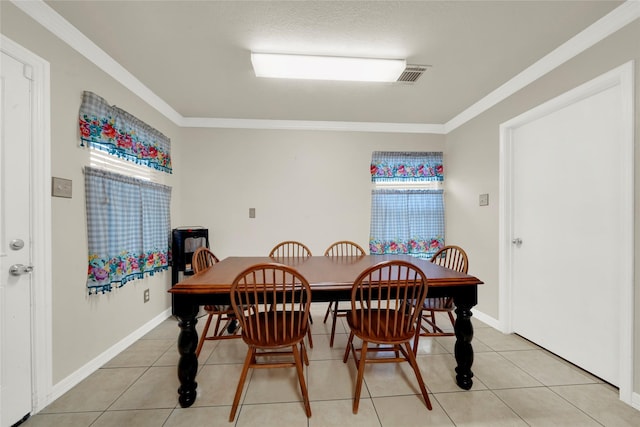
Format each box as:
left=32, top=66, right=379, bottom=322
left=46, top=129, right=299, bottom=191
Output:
left=0, top=34, right=53, bottom=413
left=499, top=61, right=635, bottom=404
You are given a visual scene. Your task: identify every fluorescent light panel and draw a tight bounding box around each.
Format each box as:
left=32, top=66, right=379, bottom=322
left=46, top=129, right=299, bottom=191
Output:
left=251, top=53, right=406, bottom=82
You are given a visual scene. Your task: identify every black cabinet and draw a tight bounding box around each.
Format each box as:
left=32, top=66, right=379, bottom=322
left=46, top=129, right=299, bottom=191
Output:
left=171, top=227, right=209, bottom=313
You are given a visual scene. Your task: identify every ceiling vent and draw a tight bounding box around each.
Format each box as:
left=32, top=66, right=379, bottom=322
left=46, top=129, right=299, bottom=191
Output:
left=396, top=64, right=429, bottom=83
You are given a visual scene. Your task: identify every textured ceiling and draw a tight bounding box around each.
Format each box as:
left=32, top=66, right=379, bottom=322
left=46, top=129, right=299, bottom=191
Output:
left=45, top=0, right=623, bottom=124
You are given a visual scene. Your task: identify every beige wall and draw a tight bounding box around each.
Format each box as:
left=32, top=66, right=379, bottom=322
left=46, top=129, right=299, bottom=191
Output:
left=445, top=19, right=640, bottom=389
left=177, top=128, right=444, bottom=257
left=1, top=3, right=182, bottom=383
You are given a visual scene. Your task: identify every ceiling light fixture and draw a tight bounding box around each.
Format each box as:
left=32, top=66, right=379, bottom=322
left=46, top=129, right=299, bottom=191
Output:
left=251, top=53, right=406, bottom=82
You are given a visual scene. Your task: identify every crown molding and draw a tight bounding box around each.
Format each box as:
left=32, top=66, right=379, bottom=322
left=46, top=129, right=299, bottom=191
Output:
left=11, top=0, right=640, bottom=135
left=445, top=0, right=640, bottom=133
left=10, top=0, right=184, bottom=125
left=182, top=117, right=446, bottom=133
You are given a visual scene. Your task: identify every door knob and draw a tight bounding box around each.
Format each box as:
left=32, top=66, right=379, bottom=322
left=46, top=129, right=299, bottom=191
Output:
left=9, top=264, right=33, bottom=276
left=512, top=238, right=523, bottom=245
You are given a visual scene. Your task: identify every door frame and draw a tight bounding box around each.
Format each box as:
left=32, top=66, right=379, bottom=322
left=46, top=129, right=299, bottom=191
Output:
left=498, top=61, right=634, bottom=403
left=1, top=35, right=52, bottom=413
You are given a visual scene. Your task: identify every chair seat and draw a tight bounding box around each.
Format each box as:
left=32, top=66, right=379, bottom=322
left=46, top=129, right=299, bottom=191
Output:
left=242, top=311, right=308, bottom=347
left=346, top=309, right=416, bottom=343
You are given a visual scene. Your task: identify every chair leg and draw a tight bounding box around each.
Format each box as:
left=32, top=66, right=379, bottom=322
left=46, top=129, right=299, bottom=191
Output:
left=343, top=331, right=354, bottom=363
left=196, top=313, right=214, bottom=357
left=447, top=311, right=456, bottom=329
left=292, top=344, right=312, bottom=417
left=420, top=309, right=456, bottom=337
left=229, top=347, right=254, bottom=422
left=212, top=312, right=224, bottom=337
left=403, top=342, right=432, bottom=410
left=323, top=301, right=334, bottom=323
left=307, top=322, right=314, bottom=349
left=428, top=310, right=436, bottom=331
left=301, top=342, right=309, bottom=366
left=352, top=340, right=369, bottom=414
left=413, top=311, right=423, bottom=355
left=329, top=301, right=339, bottom=347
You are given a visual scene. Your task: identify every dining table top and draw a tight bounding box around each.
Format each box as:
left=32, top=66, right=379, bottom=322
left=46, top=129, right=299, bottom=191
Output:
left=169, top=254, right=483, bottom=295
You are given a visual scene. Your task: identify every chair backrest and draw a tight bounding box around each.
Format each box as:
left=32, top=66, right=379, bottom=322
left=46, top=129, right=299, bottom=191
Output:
left=430, top=245, right=468, bottom=273
left=269, top=241, right=312, bottom=258
left=191, top=247, right=220, bottom=274
left=230, top=263, right=312, bottom=346
left=350, top=260, right=428, bottom=340
left=324, top=240, right=366, bottom=257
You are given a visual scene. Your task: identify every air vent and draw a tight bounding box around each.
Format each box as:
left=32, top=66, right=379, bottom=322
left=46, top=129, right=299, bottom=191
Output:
left=396, top=64, right=429, bottom=83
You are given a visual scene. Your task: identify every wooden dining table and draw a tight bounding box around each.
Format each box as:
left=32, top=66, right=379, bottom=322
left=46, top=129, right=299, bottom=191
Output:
left=168, top=254, right=483, bottom=408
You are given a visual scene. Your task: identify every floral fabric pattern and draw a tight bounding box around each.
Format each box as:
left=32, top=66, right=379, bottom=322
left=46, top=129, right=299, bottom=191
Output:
left=85, top=167, right=171, bottom=294
left=87, top=250, right=168, bottom=291
left=79, top=91, right=172, bottom=173
left=369, top=237, right=444, bottom=259
left=371, top=151, right=443, bottom=182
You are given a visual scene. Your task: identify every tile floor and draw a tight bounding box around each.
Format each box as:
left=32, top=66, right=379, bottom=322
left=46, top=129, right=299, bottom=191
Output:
left=24, top=303, right=640, bottom=427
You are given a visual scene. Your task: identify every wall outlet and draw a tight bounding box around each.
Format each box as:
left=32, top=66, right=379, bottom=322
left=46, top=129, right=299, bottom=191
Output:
left=249, top=208, right=256, bottom=218
left=143, top=289, right=150, bottom=303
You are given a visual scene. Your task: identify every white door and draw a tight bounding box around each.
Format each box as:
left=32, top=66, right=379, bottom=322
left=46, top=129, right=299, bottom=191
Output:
left=1, top=51, right=34, bottom=426
left=510, top=82, right=626, bottom=386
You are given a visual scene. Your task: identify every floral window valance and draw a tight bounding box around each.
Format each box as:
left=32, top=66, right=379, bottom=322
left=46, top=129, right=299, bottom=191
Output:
left=79, top=91, right=173, bottom=173
left=371, top=151, right=443, bottom=182
left=85, top=167, right=172, bottom=294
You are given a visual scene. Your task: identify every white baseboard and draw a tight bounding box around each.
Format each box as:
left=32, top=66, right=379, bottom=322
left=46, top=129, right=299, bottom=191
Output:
left=45, top=308, right=172, bottom=409
left=630, top=391, right=640, bottom=411
left=471, top=309, right=502, bottom=331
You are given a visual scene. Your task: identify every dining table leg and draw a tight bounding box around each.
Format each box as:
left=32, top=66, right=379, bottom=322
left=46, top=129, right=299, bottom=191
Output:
left=175, top=302, right=199, bottom=407
left=453, top=299, right=475, bottom=390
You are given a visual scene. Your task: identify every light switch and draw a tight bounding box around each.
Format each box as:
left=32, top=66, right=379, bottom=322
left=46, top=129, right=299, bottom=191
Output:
left=249, top=208, right=256, bottom=218
left=52, top=177, right=72, bottom=198
left=479, top=193, right=489, bottom=206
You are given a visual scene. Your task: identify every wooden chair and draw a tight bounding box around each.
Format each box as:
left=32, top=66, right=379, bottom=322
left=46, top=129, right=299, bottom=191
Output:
left=343, top=260, right=432, bottom=414
left=416, top=245, right=469, bottom=341
left=192, top=247, right=240, bottom=358
left=228, top=263, right=313, bottom=421
left=269, top=240, right=314, bottom=348
left=268, top=240, right=312, bottom=259
left=323, top=241, right=366, bottom=347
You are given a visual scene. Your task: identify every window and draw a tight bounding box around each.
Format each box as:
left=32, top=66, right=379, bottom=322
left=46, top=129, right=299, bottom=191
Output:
left=84, top=165, right=171, bottom=294
left=89, top=149, right=165, bottom=183
left=369, top=151, right=444, bottom=259
left=80, top=90, right=172, bottom=294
